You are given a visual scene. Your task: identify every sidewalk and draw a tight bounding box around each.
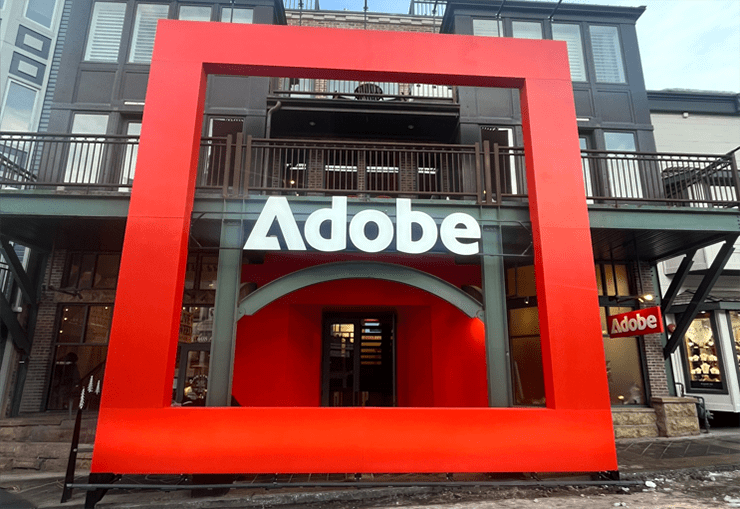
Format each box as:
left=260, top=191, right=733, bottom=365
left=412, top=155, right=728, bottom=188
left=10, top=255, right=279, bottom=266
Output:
left=3, top=428, right=740, bottom=509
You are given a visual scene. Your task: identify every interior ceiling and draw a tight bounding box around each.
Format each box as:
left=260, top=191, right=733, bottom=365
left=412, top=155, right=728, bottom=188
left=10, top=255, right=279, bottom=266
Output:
left=269, top=98, right=460, bottom=143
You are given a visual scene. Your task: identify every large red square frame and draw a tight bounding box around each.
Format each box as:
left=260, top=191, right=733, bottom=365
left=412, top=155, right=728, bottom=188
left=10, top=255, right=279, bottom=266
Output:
left=94, top=21, right=616, bottom=474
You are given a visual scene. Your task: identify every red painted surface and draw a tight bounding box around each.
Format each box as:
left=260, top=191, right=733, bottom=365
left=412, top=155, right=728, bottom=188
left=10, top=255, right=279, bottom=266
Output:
left=232, top=278, right=488, bottom=408
left=95, top=22, right=616, bottom=474
left=608, top=307, right=664, bottom=338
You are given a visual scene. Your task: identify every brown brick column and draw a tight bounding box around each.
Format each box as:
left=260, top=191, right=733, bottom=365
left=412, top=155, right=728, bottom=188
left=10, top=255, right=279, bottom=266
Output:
left=18, top=249, right=66, bottom=413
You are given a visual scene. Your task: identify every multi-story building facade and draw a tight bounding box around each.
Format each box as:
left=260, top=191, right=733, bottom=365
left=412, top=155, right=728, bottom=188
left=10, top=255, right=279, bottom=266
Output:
left=1, top=0, right=738, bottom=460
left=650, top=90, right=740, bottom=417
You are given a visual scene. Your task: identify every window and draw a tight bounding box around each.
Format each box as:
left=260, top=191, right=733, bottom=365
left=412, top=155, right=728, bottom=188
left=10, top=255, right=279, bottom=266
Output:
left=472, top=18, right=501, bottom=37
left=580, top=136, right=594, bottom=202
left=730, top=312, right=740, bottom=372
left=179, top=5, right=211, bottom=21
left=129, top=3, right=169, bottom=64
left=184, top=252, right=219, bottom=290
left=604, top=131, right=642, bottom=199
left=551, top=23, right=586, bottom=82
left=62, top=252, right=121, bottom=289
left=47, top=304, right=113, bottom=410
left=590, top=25, right=626, bottom=83
left=600, top=306, right=647, bottom=405
left=220, top=7, right=252, bottom=23
left=64, top=113, right=109, bottom=183
left=511, top=21, right=541, bottom=39
left=120, top=121, right=141, bottom=185
left=0, top=81, right=37, bottom=131
left=25, top=0, right=56, bottom=28
left=683, top=312, right=723, bottom=391
left=84, top=2, right=126, bottom=62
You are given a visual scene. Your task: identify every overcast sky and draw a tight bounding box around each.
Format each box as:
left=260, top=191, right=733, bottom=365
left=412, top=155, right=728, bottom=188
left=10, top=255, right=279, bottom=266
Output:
left=317, top=0, right=740, bottom=93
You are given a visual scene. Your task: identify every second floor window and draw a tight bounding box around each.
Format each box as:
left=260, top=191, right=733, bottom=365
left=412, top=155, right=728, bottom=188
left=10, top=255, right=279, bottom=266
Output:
left=590, top=25, right=626, bottom=83
left=129, top=3, right=169, bottom=64
left=551, top=23, right=586, bottom=82
left=25, top=0, right=56, bottom=28
left=472, top=19, right=501, bottom=37
left=221, top=7, right=252, bottom=23
left=84, top=2, right=126, bottom=62
left=0, top=81, right=37, bottom=131
left=179, top=5, right=211, bottom=21
left=511, top=21, right=542, bottom=40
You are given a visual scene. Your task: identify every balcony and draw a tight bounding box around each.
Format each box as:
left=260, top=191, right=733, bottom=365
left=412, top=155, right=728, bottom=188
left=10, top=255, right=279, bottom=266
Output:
left=1, top=132, right=738, bottom=210
left=269, top=78, right=456, bottom=103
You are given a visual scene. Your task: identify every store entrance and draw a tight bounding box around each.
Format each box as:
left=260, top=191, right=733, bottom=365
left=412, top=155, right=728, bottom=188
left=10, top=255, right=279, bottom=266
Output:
left=322, top=313, right=395, bottom=407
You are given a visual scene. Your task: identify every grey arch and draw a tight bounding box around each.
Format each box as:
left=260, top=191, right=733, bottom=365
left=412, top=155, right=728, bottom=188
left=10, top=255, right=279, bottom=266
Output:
left=237, top=261, right=483, bottom=319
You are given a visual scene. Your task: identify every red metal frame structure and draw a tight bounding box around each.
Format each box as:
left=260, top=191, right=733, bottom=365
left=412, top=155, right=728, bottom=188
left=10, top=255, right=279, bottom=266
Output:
left=93, top=22, right=616, bottom=474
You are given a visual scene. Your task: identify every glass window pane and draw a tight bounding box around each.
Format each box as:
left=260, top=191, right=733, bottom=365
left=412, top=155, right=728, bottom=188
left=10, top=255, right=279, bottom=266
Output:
left=590, top=25, right=626, bottom=83
left=184, top=254, right=196, bottom=290
left=603, top=334, right=646, bottom=405
left=512, top=21, right=541, bottom=39
left=200, top=256, right=218, bottom=290
left=220, top=7, right=252, bottom=23
left=730, top=312, right=740, bottom=371
left=63, top=253, right=82, bottom=288
left=58, top=306, right=86, bottom=343
left=552, top=23, right=586, bottom=82
left=85, top=305, right=113, bottom=344
left=0, top=81, right=37, bottom=131
left=604, top=131, right=641, bottom=198
left=129, top=3, right=169, bottom=64
left=78, top=253, right=96, bottom=288
left=473, top=19, right=500, bottom=37
left=684, top=312, right=722, bottom=390
left=94, top=254, right=120, bottom=288
left=25, top=0, right=56, bottom=28
left=47, top=345, right=107, bottom=410
left=84, top=2, right=126, bottom=62
left=65, top=114, right=109, bottom=183
left=121, top=122, right=141, bottom=185
left=179, top=5, right=210, bottom=21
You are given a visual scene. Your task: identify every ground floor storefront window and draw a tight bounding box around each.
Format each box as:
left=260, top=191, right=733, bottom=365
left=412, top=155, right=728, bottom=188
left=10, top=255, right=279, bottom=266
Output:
left=682, top=311, right=724, bottom=392
left=600, top=307, right=647, bottom=405
left=47, top=304, right=112, bottom=410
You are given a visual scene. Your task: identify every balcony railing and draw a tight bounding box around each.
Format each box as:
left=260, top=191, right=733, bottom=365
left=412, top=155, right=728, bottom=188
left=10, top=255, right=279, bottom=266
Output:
left=270, top=78, right=456, bottom=102
left=2, top=132, right=738, bottom=209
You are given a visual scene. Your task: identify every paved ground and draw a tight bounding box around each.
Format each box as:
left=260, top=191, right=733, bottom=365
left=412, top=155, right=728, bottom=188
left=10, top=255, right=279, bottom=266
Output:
left=4, top=428, right=740, bottom=508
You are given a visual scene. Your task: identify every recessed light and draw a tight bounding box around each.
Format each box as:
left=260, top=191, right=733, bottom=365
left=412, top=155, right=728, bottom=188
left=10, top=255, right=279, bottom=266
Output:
left=309, top=121, right=316, bottom=126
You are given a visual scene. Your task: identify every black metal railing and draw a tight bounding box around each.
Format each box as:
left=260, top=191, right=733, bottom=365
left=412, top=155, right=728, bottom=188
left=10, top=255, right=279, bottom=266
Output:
left=2, top=132, right=738, bottom=209
left=270, top=78, right=456, bottom=102
left=284, top=0, right=319, bottom=10
left=0, top=132, right=138, bottom=191
left=581, top=148, right=740, bottom=208
left=409, top=0, right=446, bottom=17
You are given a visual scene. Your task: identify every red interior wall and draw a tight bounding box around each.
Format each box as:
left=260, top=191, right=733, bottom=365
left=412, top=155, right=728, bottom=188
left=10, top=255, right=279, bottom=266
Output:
left=232, top=273, right=488, bottom=408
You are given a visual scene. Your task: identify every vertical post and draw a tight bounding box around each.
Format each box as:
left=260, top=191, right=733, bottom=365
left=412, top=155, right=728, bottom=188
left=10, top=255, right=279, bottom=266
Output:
left=729, top=153, right=740, bottom=207
left=482, top=141, right=493, bottom=204
left=206, top=220, right=243, bottom=406
left=481, top=225, right=512, bottom=407
left=222, top=135, right=233, bottom=198
left=474, top=142, right=483, bottom=204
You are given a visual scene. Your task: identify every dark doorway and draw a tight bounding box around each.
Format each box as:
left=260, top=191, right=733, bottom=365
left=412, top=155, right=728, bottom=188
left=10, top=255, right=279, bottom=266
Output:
left=322, top=313, right=395, bottom=407
left=481, top=126, right=515, bottom=195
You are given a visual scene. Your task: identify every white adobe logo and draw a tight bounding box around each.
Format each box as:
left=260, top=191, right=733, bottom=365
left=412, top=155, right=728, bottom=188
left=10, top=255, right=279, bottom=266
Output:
left=244, top=197, right=481, bottom=255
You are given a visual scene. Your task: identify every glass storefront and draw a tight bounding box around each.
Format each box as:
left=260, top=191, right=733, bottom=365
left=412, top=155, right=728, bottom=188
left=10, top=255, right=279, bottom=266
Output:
left=600, top=307, right=646, bottom=405
left=682, top=312, right=723, bottom=391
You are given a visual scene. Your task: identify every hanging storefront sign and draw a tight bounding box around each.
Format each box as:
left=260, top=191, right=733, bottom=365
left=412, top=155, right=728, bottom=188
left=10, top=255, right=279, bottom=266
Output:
left=608, top=306, right=664, bottom=338
left=244, top=196, right=481, bottom=255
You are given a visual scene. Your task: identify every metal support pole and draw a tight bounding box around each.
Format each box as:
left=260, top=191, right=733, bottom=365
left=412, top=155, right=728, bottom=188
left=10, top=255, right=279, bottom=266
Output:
left=481, top=225, right=512, bottom=407
left=206, top=219, right=243, bottom=406
left=663, top=234, right=739, bottom=358
left=661, top=248, right=697, bottom=314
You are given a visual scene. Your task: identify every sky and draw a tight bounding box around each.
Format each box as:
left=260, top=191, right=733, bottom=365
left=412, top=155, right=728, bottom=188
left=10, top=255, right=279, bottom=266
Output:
left=317, top=0, right=740, bottom=93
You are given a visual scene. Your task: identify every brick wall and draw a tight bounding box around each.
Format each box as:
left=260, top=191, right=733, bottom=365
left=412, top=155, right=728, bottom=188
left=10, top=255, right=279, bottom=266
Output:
left=633, top=261, right=670, bottom=399
left=286, top=11, right=439, bottom=33
left=18, top=249, right=66, bottom=413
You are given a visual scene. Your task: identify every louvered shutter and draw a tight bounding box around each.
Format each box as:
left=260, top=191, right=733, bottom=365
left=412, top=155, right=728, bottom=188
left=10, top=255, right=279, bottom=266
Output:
left=84, top=2, right=125, bottom=62
left=590, top=26, right=626, bottom=83
left=128, top=3, right=169, bottom=64
left=552, top=24, right=587, bottom=82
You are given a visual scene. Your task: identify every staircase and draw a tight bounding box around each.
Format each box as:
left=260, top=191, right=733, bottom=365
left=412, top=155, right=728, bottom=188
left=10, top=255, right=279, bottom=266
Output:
left=0, top=413, right=97, bottom=472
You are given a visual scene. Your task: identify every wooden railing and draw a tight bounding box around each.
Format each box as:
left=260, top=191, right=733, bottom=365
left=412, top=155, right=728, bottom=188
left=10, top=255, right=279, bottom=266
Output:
left=2, top=132, right=738, bottom=209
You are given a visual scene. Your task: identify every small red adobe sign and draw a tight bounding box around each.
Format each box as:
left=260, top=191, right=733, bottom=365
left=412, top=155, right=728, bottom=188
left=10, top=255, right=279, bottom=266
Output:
left=608, top=306, right=664, bottom=338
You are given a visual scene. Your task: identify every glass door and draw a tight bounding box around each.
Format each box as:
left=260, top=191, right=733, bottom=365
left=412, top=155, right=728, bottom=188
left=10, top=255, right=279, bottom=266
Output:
left=322, top=313, right=395, bottom=407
